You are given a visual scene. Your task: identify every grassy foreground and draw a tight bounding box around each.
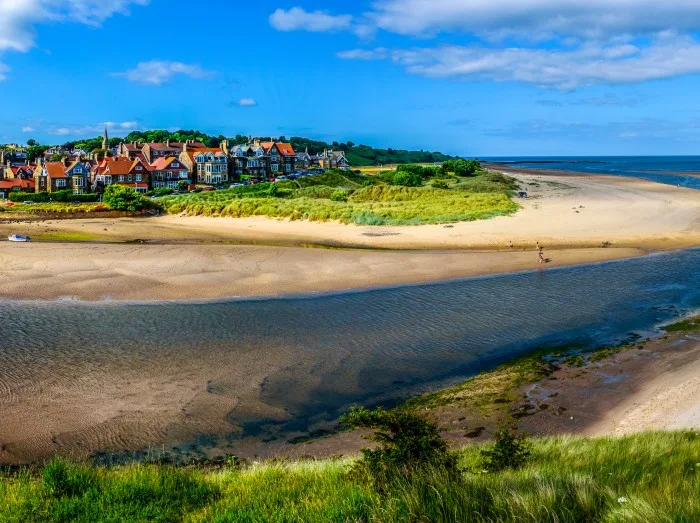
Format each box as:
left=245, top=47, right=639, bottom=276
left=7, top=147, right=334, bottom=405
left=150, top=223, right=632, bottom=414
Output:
left=161, top=171, right=519, bottom=226
left=1, top=432, right=698, bottom=522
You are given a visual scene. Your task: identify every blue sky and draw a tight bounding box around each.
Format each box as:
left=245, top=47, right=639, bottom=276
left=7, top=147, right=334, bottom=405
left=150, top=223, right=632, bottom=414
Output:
left=2, top=1, right=700, bottom=156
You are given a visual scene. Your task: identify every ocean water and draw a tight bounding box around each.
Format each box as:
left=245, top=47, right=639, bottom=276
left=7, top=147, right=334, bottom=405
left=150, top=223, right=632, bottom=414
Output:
left=1, top=249, right=698, bottom=451
left=485, top=156, right=700, bottom=189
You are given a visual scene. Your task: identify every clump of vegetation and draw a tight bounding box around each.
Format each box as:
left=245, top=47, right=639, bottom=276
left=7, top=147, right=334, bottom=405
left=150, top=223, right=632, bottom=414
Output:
left=102, top=185, right=147, bottom=211
left=441, top=159, right=482, bottom=176
left=340, top=407, right=460, bottom=491
left=662, top=315, right=700, bottom=333
left=432, top=179, right=450, bottom=189
left=480, top=428, right=532, bottom=472
left=392, top=169, right=423, bottom=187
left=8, top=190, right=98, bottom=203
left=161, top=169, right=518, bottom=225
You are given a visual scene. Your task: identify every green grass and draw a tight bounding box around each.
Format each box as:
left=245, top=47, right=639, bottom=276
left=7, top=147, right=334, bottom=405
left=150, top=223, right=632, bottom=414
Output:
left=32, top=232, right=101, bottom=242
left=0, top=203, right=104, bottom=214
left=2, top=432, right=698, bottom=522
left=160, top=171, right=519, bottom=226
left=662, top=316, right=700, bottom=333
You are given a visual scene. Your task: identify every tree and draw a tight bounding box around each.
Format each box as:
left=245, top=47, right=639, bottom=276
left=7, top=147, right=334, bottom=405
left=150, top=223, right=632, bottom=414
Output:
left=341, top=407, right=459, bottom=491
left=27, top=145, right=49, bottom=162
left=26, top=139, right=38, bottom=147
left=50, top=153, right=67, bottom=162
left=102, top=185, right=145, bottom=211
left=480, top=428, right=531, bottom=472
left=393, top=170, right=422, bottom=187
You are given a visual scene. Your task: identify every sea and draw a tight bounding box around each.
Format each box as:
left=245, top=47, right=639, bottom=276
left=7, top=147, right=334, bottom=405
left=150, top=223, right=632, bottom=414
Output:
left=483, top=156, right=700, bottom=190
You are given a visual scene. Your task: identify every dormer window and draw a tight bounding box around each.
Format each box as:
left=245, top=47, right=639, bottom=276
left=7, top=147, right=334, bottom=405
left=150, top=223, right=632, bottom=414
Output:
left=172, top=162, right=179, bottom=167
left=135, top=166, right=142, bottom=171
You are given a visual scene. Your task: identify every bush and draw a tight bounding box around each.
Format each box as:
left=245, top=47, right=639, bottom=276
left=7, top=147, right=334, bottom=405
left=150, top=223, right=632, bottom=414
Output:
left=441, top=159, right=481, bottom=177
left=340, top=407, right=459, bottom=491
left=396, top=164, right=438, bottom=178
left=8, top=190, right=97, bottom=203
left=432, top=179, right=450, bottom=189
left=330, top=189, right=349, bottom=202
left=42, top=459, right=96, bottom=498
left=146, top=187, right=174, bottom=197
left=393, top=170, right=422, bottom=187
left=103, top=185, right=146, bottom=211
left=480, top=428, right=532, bottom=472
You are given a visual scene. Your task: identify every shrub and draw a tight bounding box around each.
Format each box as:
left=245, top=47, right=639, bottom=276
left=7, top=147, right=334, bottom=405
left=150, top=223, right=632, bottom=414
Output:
left=340, top=407, right=459, bottom=491
left=393, top=170, right=422, bottom=187
left=42, top=459, right=96, bottom=498
left=480, top=428, right=532, bottom=472
left=330, top=189, right=349, bottom=202
left=9, top=191, right=49, bottom=202
left=103, top=185, right=145, bottom=211
left=396, top=164, right=439, bottom=178
left=432, top=179, right=450, bottom=189
left=441, top=159, right=481, bottom=177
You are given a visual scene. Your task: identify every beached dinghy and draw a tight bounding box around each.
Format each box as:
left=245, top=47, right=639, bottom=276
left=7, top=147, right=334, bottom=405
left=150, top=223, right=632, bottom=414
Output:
left=8, top=234, right=31, bottom=242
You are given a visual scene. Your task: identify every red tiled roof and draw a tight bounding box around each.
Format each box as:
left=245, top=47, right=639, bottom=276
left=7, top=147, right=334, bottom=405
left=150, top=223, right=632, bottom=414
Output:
left=44, top=162, right=68, bottom=179
left=0, top=178, right=34, bottom=189
left=151, top=157, right=187, bottom=171
left=276, top=143, right=296, bottom=157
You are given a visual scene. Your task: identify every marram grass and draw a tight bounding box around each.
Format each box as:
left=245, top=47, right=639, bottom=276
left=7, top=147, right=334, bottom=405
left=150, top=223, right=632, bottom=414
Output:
left=161, top=173, right=519, bottom=226
left=1, top=431, right=698, bottom=522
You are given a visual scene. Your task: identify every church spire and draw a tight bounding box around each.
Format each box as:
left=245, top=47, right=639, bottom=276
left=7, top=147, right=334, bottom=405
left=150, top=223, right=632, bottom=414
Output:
left=102, top=126, right=109, bottom=151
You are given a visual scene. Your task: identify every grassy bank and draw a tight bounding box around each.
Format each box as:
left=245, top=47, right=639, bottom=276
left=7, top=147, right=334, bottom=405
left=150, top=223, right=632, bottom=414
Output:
left=1, top=432, right=698, bottom=522
left=161, top=171, right=519, bottom=226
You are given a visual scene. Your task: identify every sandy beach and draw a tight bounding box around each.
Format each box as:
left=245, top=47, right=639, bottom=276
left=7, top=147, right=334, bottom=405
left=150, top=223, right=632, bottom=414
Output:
left=0, top=172, right=698, bottom=301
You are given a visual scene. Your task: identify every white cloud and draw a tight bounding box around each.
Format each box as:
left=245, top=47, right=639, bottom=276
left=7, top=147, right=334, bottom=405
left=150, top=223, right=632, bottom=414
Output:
left=340, top=35, right=700, bottom=90
left=238, top=98, right=257, bottom=107
left=21, top=126, right=35, bottom=132
left=269, top=7, right=352, bottom=32
left=0, top=0, right=147, bottom=53
left=336, top=48, right=388, bottom=60
left=111, top=61, right=215, bottom=86
left=367, top=1, right=700, bottom=39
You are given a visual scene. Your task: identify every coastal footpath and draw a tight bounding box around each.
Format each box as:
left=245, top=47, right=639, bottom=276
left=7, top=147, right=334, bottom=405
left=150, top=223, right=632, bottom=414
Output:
left=0, top=172, right=698, bottom=301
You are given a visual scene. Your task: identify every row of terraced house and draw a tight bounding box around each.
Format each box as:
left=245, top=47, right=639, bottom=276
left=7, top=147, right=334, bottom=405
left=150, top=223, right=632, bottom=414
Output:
left=0, top=131, right=349, bottom=197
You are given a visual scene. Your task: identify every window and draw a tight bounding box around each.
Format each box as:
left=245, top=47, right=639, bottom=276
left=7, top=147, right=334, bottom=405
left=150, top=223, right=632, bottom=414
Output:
left=179, top=171, right=189, bottom=179
left=118, top=175, right=125, bottom=182
left=136, top=174, right=142, bottom=182
left=135, top=166, right=142, bottom=171
left=172, top=162, right=179, bottom=167
left=166, top=171, right=173, bottom=177
left=128, top=175, right=133, bottom=182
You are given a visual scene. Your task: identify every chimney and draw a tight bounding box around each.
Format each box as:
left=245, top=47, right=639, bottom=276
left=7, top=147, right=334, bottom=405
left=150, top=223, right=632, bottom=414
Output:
left=220, top=139, right=229, bottom=152
left=183, top=143, right=187, bottom=153
left=166, top=139, right=170, bottom=147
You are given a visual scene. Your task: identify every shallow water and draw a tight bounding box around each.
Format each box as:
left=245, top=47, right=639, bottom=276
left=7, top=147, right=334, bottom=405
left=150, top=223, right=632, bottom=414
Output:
left=1, top=249, right=699, bottom=457
left=486, top=156, right=700, bottom=189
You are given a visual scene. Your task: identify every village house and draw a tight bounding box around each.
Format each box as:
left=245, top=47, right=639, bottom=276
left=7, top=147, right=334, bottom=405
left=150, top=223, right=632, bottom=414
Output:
left=92, top=157, right=151, bottom=193
left=261, top=141, right=296, bottom=174
left=117, top=142, right=145, bottom=160
left=179, top=141, right=230, bottom=185
left=142, top=141, right=206, bottom=164
left=3, top=163, right=35, bottom=179
left=34, top=159, right=92, bottom=194
left=295, top=148, right=313, bottom=169
left=150, top=157, right=190, bottom=189
left=230, top=142, right=269, bottom=178
left=318, top=149, right=349, bottom=169
left=0, top=178, right=34, bottom=199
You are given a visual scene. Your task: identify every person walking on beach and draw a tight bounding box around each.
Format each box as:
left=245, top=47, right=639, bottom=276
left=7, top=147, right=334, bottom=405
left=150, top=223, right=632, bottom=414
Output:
left=509, top=240, right=513, bottom=250
left=539, top=250, right=544, bottom=263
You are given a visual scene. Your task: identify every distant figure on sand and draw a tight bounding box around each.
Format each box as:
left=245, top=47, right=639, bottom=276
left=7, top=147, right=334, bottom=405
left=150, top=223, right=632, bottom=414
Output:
left=539, top=250, right=544, bottom=263
left=509, top=241, right=513, bottom=250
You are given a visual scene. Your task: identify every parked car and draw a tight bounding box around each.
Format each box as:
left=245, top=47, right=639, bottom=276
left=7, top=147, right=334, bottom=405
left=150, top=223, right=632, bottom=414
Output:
left=275, top=175, right=289, bottom=181
left=229, top=183, right=244, bottom=189
left=22, top=201, right=36, bottom=205
left=203, top=186, right=216, bottom=191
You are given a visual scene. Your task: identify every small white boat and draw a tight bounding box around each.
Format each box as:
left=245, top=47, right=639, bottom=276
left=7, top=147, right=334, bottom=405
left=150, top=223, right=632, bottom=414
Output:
left=8, top=234, right=31, bottom=242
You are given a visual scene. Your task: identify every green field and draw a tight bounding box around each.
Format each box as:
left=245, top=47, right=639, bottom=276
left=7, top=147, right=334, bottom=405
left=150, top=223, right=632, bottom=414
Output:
left=1, top=432, right=698, bottom=522
left=161, top=171, right=519, bottom=226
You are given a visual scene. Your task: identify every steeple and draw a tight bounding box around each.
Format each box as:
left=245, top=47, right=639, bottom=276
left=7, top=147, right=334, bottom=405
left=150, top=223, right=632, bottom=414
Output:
left=102, top=126, right=109, bottom=151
